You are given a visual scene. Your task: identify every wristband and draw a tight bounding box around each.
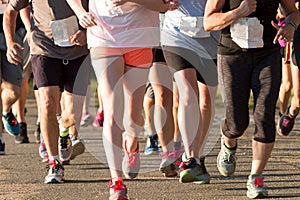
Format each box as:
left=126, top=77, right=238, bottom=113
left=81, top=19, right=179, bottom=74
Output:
left=287, top=21, right=297, bottom=30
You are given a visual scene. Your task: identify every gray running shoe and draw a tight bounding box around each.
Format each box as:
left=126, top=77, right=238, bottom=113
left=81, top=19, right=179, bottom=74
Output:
left=122, top=141, right=140, bottom=179
left=70, top=138, right=85, bottom=160
left=44, top=159, right=64, bottom=184
left=217, top=139, right=236, bottom=176
left=159, top=151, right=178, bottom=177
left=59, top=134, right=73, bottom=162
left=246, top=174, right=268, bottom=199
left=108, top=178, right=128, bottom=200
left=179, top=157, right=210, bottom=184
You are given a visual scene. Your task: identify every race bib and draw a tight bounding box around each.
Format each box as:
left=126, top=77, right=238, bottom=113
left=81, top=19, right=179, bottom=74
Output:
left=50, top=15, right=79, bottom=47
left=230, top=17, right=264, bottom=49
left=179, top=16, right=210, bottom=38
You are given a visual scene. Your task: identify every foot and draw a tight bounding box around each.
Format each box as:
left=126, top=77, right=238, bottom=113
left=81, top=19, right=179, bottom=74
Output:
left=15, top=122, right=30, bottom=144
left=246, top=174, right=268, bottom=199
left=44, top=159, right=64, bottom=184
left=80, top=113, right=93, bottom=127
left=108, top=178, right=128, bottom=200
left=159, top=151, right=178, bottom=177
left=179, top=157, right=210, bottom=184
left=144, top=134, right=159, bottom=155
left=217, top=139, right=237, bottom=177
left=122, top=140, right=140, bottom=179
left=2, top=110, right=20, bottom=136
left=93, top=110, right=104, bottom=127
left=277, top=106, right=298, bottom=136
left=70, top=138, right=85, bottom=160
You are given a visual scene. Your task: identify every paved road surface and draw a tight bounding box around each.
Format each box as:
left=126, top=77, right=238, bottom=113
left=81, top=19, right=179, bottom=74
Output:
left=1, top=98, right=300, bottom=200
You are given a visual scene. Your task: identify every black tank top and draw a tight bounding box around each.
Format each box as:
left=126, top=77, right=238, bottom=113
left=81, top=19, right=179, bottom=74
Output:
left=218, top=0, right=280, bottom=55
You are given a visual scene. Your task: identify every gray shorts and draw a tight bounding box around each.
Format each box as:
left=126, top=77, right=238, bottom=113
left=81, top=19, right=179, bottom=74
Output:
left=0, top=28, right=28, bottom=86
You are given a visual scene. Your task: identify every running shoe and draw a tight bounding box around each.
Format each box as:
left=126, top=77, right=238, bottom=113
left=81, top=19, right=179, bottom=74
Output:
left=144, top=134, right=159, bottom=155
left=277, top=106, right=298, bottom=136
left=246, top=174, right=268, bottom=199
left=159, top=151, right=178, bottom=177
left=15, top=122, right=30, bottom=144
left=80, top=113, right=93, bottom=127
left=58, top=132, right=73, bottom=162
left=217, top=139, right=236, bottom=177
left=39, top=134, right=49, bottom=163
left=122, top=140, right=140, bottom=179
left=34, top=122, right=41, bottom=143
left=44, top=159, right=64, bottom=184
left=93, top=110, right=104, bottom=127
left=179, top=157, right=210, bottom=184
left=0, top=140, right=5, bottom=155
left=108, top=178, right=128, bottom=200
left=70, top=138, right=85, bottom=160
left=2, top=110, right=20, bottom=136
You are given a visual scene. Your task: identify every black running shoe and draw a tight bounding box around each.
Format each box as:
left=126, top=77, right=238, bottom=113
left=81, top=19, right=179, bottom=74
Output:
left=15, top=122, right=30, bottom=144
left=278, top=106, right=298, bottom=136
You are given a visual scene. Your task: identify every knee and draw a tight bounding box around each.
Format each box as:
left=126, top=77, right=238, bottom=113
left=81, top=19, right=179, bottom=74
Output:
left=5, top=86, right=21, bottom=100
left=222, top=119, right=249, bottom=138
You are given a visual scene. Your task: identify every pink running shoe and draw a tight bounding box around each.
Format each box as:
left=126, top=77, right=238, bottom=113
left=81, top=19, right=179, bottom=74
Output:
left=108, top=178, right=128, bottom=200
left=93, top=110, right=104, bottom=127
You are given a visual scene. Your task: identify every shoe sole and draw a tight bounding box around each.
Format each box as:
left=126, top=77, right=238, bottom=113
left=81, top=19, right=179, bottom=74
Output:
left=246, top=191, right=268, bottom=199
left=44, top=178, right=64, bottom=184
left=70, top=141, right=85, bottom=160
left=144, top=150, right=159, bottom=155
left=159, top=164, right=178, bottom=177
left=15, top=138, right=30, bottom=144
left=2, top=121, right=20, bottom=136
left=179, top=170, right=210, bottom=184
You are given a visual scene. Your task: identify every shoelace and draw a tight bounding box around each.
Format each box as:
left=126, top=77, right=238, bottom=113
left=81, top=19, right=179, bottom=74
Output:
left=128, top=154, right=137, bottom=168
left=109, top=178, right=126, bottom=192
left=41, top=141, right=47, bottom=151
left=5, top=112, right=18, bottom=126
left=177, top=158, right=196, bottom=170
left=222, top=151, right=235, bottom=164
left=60, top=136, right=69, bottom=149
left=254, top=177, right=264, bottom=187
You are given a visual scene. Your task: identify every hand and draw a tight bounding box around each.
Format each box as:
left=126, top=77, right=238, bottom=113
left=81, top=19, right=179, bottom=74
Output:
left=6, top=43, right=23, bottom=65
left=272, top=20, right=295, bottom=44
left=238, top=0, right=257, bottom=17
left=70, top=30, right=87, bottom=46
left=78, top=12, right=97, bottom=28
left=166, top=0, right=179, bottom=11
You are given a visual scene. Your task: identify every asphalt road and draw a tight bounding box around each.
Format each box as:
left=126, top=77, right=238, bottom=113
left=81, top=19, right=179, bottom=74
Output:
left=1, top=98, right=300, bottom=200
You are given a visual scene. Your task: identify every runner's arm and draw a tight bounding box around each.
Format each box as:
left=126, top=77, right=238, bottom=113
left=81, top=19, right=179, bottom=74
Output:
left=203, top=0, right=257, bottom=31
